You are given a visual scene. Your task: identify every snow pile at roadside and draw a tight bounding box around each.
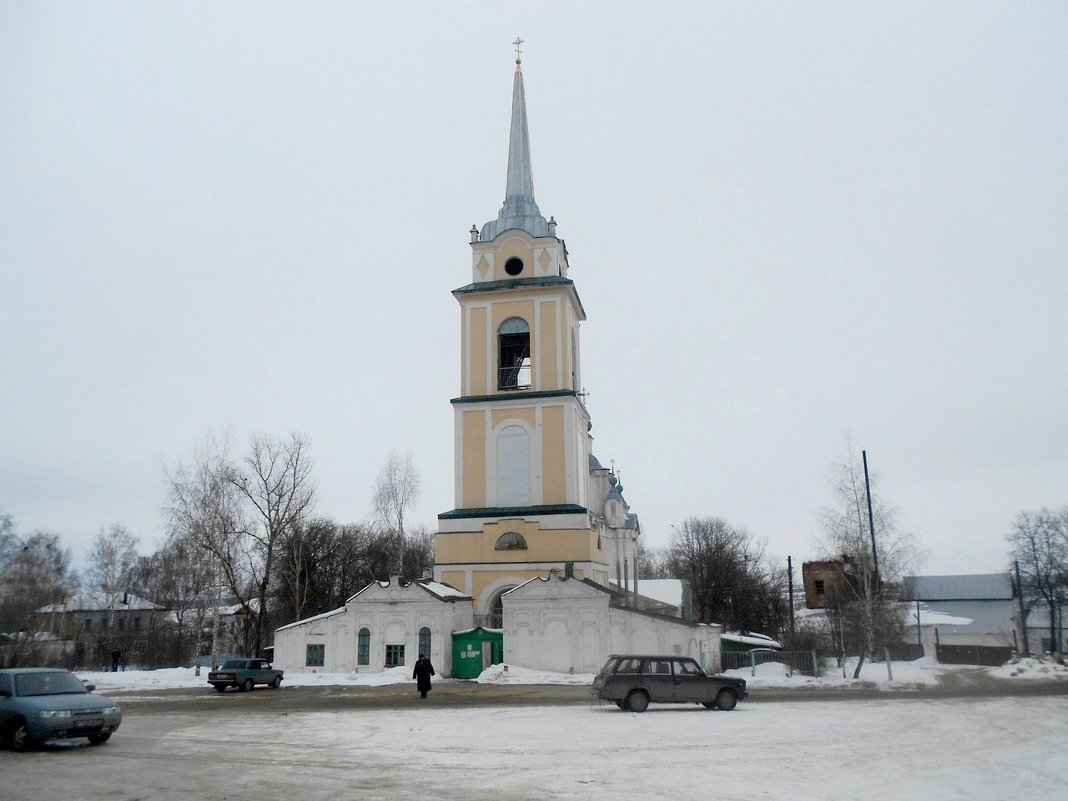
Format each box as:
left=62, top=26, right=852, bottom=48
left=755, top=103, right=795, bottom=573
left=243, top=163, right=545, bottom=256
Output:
left=473, top=663, right=595, bottom=685
left=988, top=656, right=1068, bottom=680
left=724, top=655, right=956, bottom=689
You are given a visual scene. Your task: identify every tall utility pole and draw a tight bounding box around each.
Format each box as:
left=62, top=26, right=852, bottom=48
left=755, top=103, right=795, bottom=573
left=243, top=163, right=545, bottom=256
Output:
left=1015, top=560, right=1030, bottom=656
left=862, top=450, right=880, bottom=590
left=787, top=556, right=796, bottom=640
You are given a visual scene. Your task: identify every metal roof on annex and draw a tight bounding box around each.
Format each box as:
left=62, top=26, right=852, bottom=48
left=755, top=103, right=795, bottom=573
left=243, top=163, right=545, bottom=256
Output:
left=903, top=573, right=1013, bottom=601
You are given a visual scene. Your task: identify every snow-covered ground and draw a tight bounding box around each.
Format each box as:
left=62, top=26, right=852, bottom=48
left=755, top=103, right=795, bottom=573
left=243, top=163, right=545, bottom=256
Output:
left=9, top=694, right=1068, bottom=800
left=9, top=657, right=1067, bottom=800
left=76, top=655, right=1068, bottom=693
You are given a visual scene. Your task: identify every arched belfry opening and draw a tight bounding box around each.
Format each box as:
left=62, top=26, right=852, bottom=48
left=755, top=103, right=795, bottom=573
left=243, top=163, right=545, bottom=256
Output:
left=498, top=317, right=531, bottom=390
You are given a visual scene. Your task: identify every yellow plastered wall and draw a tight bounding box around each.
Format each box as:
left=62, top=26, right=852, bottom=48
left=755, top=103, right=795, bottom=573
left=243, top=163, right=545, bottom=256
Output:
left=491, top=407, right=535, bottom=430
left=492, top=240, right=533, bottom=282
left=541, top=406, right=565, bottom=504
left=438, top=519, right=595, bottom=566
left=440, top=570, right=467, bottom=593
left=462, top=410, right=486, bottom=508
left=468, top=307, right=487, bottom=396
left=538, top=301, right=558, bottom=390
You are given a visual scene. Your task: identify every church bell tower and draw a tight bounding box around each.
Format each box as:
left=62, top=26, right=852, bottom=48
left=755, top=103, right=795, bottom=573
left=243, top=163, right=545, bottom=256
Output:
left=434, top=45, right=613, bottom=624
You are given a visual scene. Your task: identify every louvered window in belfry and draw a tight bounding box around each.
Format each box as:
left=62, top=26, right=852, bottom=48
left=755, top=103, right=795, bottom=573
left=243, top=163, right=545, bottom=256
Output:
left=498, top=317, right=531, bottom=390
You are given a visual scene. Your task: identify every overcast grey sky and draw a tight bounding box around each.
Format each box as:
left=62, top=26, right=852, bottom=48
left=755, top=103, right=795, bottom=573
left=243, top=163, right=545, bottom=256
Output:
left=2, top=2, right=1066, bottom=577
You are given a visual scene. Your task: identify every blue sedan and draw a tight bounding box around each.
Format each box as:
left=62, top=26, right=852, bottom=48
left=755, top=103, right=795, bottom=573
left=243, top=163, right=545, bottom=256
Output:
left=0, top=668, right=122, bottom=750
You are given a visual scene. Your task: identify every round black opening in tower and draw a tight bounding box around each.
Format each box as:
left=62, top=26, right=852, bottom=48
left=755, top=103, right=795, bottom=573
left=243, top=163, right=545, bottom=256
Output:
left=504, top=257, right=524, bottom=276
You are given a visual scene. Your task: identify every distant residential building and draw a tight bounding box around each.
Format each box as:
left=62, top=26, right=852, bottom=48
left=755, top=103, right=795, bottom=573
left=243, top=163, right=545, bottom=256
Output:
left=36, top=591, right=167, bottom=668
left=902, top=574, right=1015, bottom=650
left=0, top=631, right=73, bottom=667
left=801, top=560, right=857, bottom=609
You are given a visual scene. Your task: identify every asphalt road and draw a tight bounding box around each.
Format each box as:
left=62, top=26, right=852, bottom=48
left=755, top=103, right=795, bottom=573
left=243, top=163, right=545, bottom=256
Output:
left=108, top=669, right=1068, bottom=717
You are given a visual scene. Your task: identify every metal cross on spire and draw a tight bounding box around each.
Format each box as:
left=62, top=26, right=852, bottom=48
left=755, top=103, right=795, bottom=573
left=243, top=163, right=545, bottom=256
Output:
left=513, top=36, right=524, bottom=63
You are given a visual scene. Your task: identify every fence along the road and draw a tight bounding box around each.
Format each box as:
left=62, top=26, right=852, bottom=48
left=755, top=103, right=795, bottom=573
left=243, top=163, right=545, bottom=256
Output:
left=720, top=649, right=820, bottom=677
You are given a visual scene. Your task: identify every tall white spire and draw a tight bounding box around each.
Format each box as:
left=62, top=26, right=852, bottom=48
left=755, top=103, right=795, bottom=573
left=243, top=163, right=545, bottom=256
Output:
left=480, top=41, right=551, bottom=241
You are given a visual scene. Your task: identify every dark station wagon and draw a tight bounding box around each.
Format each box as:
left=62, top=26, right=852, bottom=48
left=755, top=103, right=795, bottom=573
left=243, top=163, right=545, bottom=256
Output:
left=207, top=658, right=284, bottom=693
left=591, top=655, right=748, bottom=713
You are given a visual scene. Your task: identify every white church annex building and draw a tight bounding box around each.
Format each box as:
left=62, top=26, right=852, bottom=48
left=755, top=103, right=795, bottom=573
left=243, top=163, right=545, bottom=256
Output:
left=273, top=46, right=722, bottom=678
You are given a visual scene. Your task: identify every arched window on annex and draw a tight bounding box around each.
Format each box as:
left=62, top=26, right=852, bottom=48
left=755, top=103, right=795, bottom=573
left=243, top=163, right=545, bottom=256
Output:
left=419, top=626, right=432, bottom=658
left=357, top=627, right=370, bottom=666
left=498, top=316, right=531, bottom=390
left=494, top=532, right=528, bottom=550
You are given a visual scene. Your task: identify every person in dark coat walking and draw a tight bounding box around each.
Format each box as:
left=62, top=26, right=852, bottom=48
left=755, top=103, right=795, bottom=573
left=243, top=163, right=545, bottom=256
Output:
left=413, top=653, right=435, bottom=698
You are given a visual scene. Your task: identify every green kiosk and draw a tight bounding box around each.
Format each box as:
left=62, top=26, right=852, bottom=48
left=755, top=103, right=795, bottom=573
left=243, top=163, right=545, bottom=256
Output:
left=451, top=626, right=504, bottom=678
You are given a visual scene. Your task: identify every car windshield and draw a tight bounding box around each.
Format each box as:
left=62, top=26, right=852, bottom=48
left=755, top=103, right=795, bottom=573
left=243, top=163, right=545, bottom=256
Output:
left=220, top=660, right=247, bottom=669
left=14, top=671, right=89, bottom=697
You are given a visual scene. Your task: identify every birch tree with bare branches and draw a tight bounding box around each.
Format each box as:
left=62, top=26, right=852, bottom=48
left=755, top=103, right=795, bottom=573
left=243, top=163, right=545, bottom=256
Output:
left=372, top=452, right=420, bottom=576
left=818, top=445, right=917, bottom=675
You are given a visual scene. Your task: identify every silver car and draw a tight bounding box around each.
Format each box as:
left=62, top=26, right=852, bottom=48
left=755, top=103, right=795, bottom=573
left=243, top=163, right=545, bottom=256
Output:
left=0, top=668, right=122, bottom=750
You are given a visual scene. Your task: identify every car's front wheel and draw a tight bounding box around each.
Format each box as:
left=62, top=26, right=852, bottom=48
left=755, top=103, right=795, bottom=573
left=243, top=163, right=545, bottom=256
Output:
left=625, top=690, right=650, bottom=713
left=715, top=688, right=738, bottom=711
left=8, top=719, right=35, bottom=752
left=87, top=733, right=112, bottom=745
left=241, top=678, right=254, bottom=692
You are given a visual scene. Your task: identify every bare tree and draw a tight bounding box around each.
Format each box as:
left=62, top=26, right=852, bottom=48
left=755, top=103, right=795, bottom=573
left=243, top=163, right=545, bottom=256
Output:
left=165, top=434, right=251, bottom=661
left=0, top=518, right=78, bottom=667
left=0, top=513, right=16, bottom=565
left=229, top=432, right=315, bottom=654
left=402, top=524, right=435, bottom=580
left=83, top=524, right=142, bottom=663
left=1007, top=508, right=1068, bottom=654
left=85, top=524, right=139, bottom=596
left=817, top=445, right=917, bottom=674
left=274, top=517, right=346, bottom=624
left=667, top=517, right=786, bottom=634
left=636, top=540, right=671, bottom=579
left=372, top=452, right=420, bottom=575
left=134, top=531, right=216, bottom=669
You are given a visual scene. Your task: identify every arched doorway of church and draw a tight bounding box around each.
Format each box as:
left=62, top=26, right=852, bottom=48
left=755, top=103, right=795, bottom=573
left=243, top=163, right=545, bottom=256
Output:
left=487, top=588, right=513, bottom=629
